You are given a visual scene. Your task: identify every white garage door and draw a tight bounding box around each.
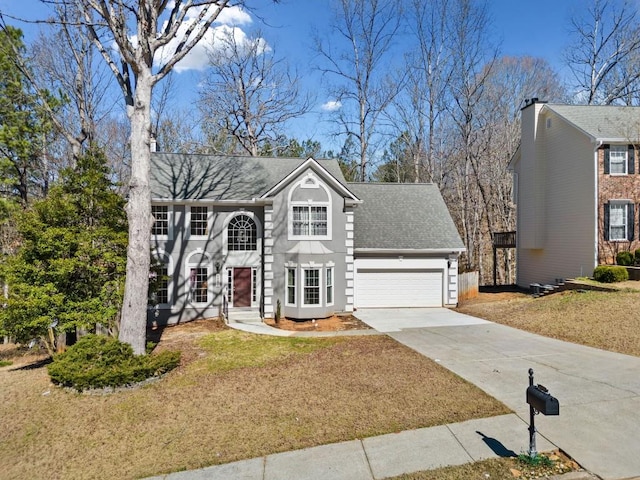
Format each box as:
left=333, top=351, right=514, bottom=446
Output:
left=356, top=269, right=443, bottom=308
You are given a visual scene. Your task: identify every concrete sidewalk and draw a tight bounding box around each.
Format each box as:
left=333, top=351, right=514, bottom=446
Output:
left=147, top=413, right=564, bottom=480
left=357, top=309, right=640, bottom=480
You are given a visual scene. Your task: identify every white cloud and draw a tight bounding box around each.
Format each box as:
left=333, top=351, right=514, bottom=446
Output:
left=321, top=100, right=342, bottom=112
left=214, top=5, right=252, bottom=25
left=127, top=4, right=256, bottom=73
left=167, top=3, right=251, bottom=25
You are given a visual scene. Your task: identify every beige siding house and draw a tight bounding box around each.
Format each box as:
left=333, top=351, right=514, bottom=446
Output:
left=511, top=101, right=640, bottom=287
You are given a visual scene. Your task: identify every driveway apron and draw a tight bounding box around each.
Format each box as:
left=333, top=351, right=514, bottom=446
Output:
left=357, top=308, right=640, bottom=480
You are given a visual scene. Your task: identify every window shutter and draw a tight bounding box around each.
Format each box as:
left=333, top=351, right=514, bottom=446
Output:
left=603, top=145, right=610, bottom=174
left=628, top=203, right=635, bottom=241
left=604, top=203, right=610, bottom=241
left=629, top=145, right=635, bottom=174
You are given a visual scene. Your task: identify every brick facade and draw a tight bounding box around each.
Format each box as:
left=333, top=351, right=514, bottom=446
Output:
left=597, top=145, right=640, bottom=264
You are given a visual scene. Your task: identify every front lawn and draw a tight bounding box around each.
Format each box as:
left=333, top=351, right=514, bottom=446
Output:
left=0, top=320, right=509, bottom=479
left=457, top=288, right=640, bottom=357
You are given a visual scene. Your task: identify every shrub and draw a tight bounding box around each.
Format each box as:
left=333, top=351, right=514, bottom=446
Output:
left=47, top=334, right=180, bottom=392
left=593, top=265, right=629, bottom=283
left=616, top=251, right=634, bottom=266
left=635, top=249, right=640, bottom=265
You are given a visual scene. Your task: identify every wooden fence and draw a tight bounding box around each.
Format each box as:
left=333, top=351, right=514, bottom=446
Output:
left=458, top=271, right=479, bottom=301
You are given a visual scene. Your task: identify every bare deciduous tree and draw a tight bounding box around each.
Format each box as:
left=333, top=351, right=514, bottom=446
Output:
left=198, top=28, right=311, bottom=156
left=392, top=0, right=451, bottom=185
left=565, top=0, right=640, bottom=105
left=315, top=0, right=403, bottom=181
left=39, top=0, right=242, bottom=354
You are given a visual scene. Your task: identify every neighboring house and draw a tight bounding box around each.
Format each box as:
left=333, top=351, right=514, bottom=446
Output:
left=148, top=153, right=465, bottom=325
left=510, top=100, right=640, bottom=288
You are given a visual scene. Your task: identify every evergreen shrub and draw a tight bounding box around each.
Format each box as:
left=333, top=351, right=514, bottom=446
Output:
left=47, top=334, right=180, bottom=392
left=593, top=265, right=629, bottom=283
left=616, top=251, right=634, bottom=266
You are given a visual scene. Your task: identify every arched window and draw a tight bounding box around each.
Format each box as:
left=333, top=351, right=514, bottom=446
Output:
left=228, top=214, right=257, bottom=251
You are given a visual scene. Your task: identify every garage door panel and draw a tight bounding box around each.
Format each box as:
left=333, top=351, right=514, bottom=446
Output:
left=356, top=269, right=443, bottom=308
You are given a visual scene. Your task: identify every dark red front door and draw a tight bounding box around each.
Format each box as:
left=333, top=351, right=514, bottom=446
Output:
left=233, top=268, right=252, bottom=307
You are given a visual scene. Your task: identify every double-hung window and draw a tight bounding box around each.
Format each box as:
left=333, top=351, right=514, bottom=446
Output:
left=190, top=206, right=208, bottom=236
left=151, top=205, right=169, bottom=236
left=155, top=264, right=169, bottom=304
left=609, top=202, right=630, bottom=241
left=292, top=206, right=328, bottom=236
left=148, top=259, right=169, bottom=306
left=190, top=267, right=208, bottom=303
left=609, top=145, right=628, bottom=174
left=303, top=268, right=320, bottom=305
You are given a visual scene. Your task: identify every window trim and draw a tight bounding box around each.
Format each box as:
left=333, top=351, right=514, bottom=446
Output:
left=608, top=201, right=631, bottom=241
left=187, top=205, right=211, bottom=239
left=151, top=204, right=173, bottom=240
left=186, top=250, right=212, bottom=304
left=326, top=266, right=334, bottom=306
left=286, top=267, right=297, bottom=306
left=609, top=145, right=628, bottom=175
left=302, top=268, right=321, bottom=307
left=287, top=172, right=332, bottom=241
left=149, top=250, right=173, bottom=308
left=227, top=213, right=258, bottom=251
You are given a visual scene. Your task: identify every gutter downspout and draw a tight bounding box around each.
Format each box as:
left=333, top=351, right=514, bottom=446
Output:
left=593, top=140, right=603, bottom=271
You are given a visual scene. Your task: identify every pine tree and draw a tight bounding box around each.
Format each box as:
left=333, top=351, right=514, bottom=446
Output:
left=0, top=148, right=127, bottom=355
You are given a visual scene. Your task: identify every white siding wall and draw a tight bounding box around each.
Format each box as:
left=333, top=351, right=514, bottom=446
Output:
left=518, top=102, right=546, bottom=249
left=516, top=108, right=597, bottom=287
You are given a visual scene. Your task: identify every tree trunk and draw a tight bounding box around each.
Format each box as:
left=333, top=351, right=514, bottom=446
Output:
left=119, top=72, right=153, bottom=355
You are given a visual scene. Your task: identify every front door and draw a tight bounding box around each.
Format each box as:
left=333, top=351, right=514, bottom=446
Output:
left=233, top=268, right=252, bottom=307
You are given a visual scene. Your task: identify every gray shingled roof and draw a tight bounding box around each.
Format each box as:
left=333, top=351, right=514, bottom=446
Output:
left=150, top=153, right=347, bottom=200
left=347, top=183, right=464, bottom=251
left=545, top=104, right=640, bottom=141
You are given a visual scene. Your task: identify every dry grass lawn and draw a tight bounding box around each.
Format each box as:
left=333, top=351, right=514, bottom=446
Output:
left=0, top=320, right=509, bottom=480
left=457, top=287, right=640, bottom=357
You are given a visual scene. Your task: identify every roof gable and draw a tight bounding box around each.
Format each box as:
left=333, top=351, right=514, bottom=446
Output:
left=260, top=157, right=360, bottom=201
left=544, top=104, right=640, bottom=142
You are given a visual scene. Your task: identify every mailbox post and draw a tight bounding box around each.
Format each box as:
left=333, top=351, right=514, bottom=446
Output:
left=526, top=368, right=559, bottom=458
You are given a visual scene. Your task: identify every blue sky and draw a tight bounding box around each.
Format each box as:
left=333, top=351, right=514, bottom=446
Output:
left=0, top=0, right=604, bottom=149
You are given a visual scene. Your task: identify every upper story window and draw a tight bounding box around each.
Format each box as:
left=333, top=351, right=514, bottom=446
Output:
left=151, top=205, right=169, bottom=236
left=293, top=206, right=328, bottom=236
left=609, top=145, right=628, bottom=174
left=190, top=206, right=208, bottom=236
left=228, top=214, right=257, bottom=251
left=288, top=172, right=332, bottom=240
left=605, top=145, right=635, bottom=175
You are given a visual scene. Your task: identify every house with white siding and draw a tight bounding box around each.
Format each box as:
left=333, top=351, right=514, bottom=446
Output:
left=510, top=100, right=640, bottom=287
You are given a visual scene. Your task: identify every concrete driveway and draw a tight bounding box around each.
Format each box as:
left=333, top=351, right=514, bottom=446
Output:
left=356, top=308, right=640, bottom=480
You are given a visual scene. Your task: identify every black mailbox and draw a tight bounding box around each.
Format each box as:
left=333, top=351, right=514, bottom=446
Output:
left=526, top=384, right=559, bottom=415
